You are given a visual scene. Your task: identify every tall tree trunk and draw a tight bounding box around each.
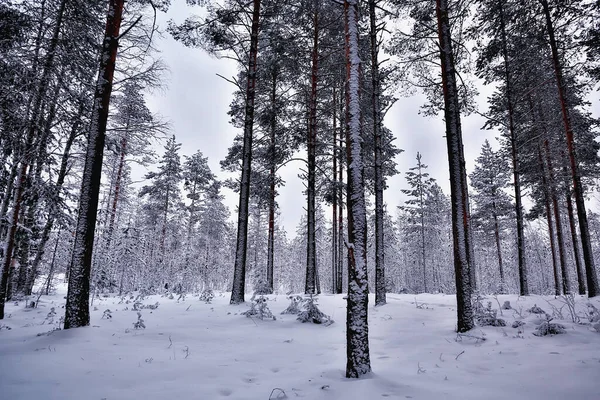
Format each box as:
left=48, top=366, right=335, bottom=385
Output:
left=369, top=0, right=386, bottom=306
left=564, top=171, right=586, bottom=294
left=541, top=0, right=599, bottom=297
left=344, top=0, right=371, bottom=378
left=436, top=0, right=474, bottom=332
left=0, top=0, right=67, bottom=319
left=332, top=84, right=338, bottom=294
left=337, top=78, right=345, bottom=295
left=266, top=72, right=277, bottom=294
left=106, top=130, right=128, bottom=247
left=64, top=0, right=124, bottom=329
left=230, top=0, right=261, bottom=304
left=539, top=145, right=561, bottom=295
left=493, top=207, right=504, bottom=293
left=305, top=4, right=319, bottom=295
left=499, top=0, right=528, bottom=295
left=544, top=140, right=570, bottom=294
left=45, top=227, right=61, bottom=296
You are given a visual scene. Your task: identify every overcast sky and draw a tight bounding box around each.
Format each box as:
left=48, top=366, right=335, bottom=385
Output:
left=141, top=3, right=600, bottom=235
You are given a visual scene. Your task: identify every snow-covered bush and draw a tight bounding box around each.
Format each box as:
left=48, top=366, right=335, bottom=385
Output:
left=297, top=296, right=333, bottom=325
left=475, top=302, right=506, bottom=327
left=281, top=295, right=304, bottom=315
left=102, top=309, right=112, bottom=320
left=512, top=320, right=525, bottom=329
left=533, top=315, right=565, bottom=336
left=200, top=289, right=214, bottom=304
left=528, top=304, right=546, bottom=315
left=502, top=301, right=512, bottom=310
left=243, top=295, right=276, bottom=321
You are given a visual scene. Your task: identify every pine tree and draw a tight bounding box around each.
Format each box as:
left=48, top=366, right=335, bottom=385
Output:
left=469, top=140, right=513, bottom=293
left=400, top=152, right=436, bottom=293
left=139, top=135, right=183, bottom=257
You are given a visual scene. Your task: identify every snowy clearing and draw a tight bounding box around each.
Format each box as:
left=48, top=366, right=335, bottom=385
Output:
left=1, top=283, right=599, bottom=400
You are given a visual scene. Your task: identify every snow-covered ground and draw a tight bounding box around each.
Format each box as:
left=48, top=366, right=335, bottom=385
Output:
left=1, top=280, right=599, bottom=400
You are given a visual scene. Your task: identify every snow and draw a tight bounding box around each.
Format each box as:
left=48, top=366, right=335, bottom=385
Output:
left=1, top=279, right=599, bottom=400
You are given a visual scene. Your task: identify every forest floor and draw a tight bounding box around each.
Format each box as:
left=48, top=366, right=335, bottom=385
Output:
left=1, top=279, right=599, bottom=400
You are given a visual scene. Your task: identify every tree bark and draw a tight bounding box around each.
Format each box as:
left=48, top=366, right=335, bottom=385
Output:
left=230, top=0, right=261, bottom=304
left=344, top=0, right=371, bottom=378
left=541, top=0, right=599, bottom=297
left=64, top=0, right=124, bottom=329
left=436, top=0, right=474, bottom=332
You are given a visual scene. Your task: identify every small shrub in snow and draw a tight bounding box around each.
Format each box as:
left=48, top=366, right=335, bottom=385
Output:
left=512, top=320, right=525, bottom=329
left=502, top=301, right=512, bottom=310
left=132, top=301, right=143, bottom=311
left=528, top=304, right=546, bottom=315
left=133, top=312, right=146, bottom=329
left=533, top=315, right=565, bottom=336
left=281, top=295, right=304, bottom=315
left=242, top=295, right=276, bottom=321
left=199, top=289, right=214, bottom=304
left=297, top=296, right=333, bottom=325
left=102, top=309, right=113, bottom=320
left=475, top=302, right=506, bottom=327
left=0, top=324, right=11, bottom=331
left=144, top=302, right=159, bottom=310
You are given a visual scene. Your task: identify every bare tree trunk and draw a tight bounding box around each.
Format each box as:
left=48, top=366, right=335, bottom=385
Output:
left=499, top=0, right=528, bottom=295
left=106, top=131, right=128, bottom=247
left=493, top=209, right=504, bottom=292
left=305, top=3, right=319, bottom=295
left=266, top=72, right=277, bottom=294
left=544, top=140, right=570, bottom=294
left=64, top=0, right=124, bottom=329
left=337, top=80, right=344, bottom=295
left=230, top=0, right=261, bottom=304
left=541, top=0, right=599, bottom=297
left=368, top=0, right=386, bottom=306
left=332, top=84, right=338, bottom=294
left=540, top=145, right=561, bottom=295
left=436, top=0, right=474, bottom=332
left=344, top=0, right=371, bottom=378
left=565, top=178, right=586, bottom=294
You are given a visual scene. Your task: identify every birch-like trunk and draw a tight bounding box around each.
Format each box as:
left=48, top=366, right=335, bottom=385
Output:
left=230, top=0, right=261, bottom=304
left=64, top=0, right=124, bottom=329
left=435, top=0, right=474, bottom=332
left=344, top=0, right=371, bottom=378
